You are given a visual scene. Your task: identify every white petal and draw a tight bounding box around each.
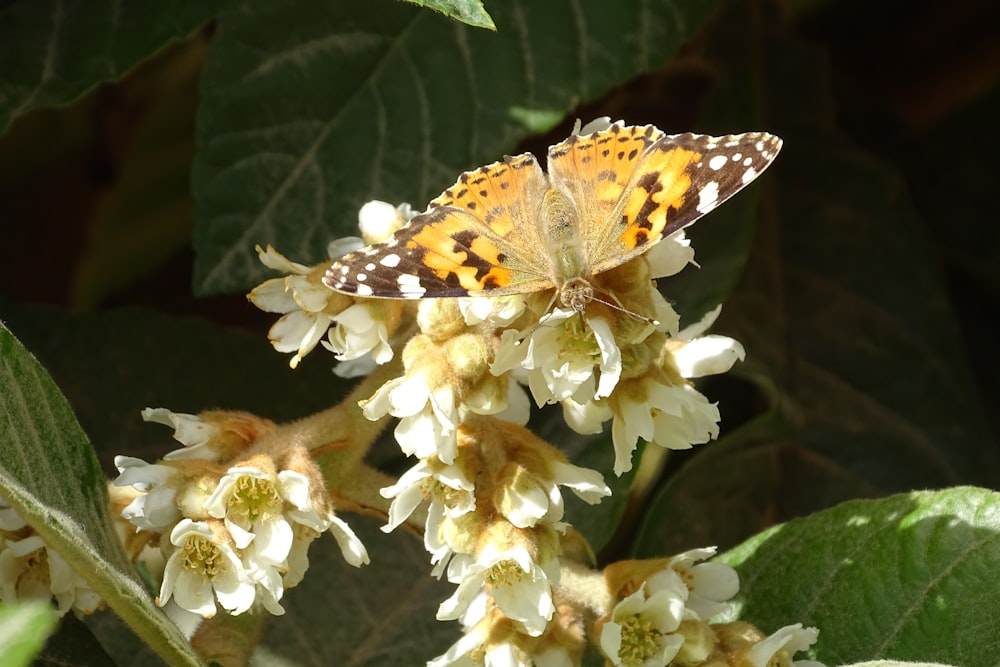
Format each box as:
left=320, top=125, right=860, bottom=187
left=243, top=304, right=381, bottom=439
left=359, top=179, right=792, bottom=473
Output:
left=247, top=278, right=298, bottom=314
left=329, top=515, right=370, bottom=567
left=673, top=335, right=745, bottom=378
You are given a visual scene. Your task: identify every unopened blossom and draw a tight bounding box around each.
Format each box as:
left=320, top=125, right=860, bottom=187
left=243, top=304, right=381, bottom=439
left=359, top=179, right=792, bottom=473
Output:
left=355, top=199, right=414, bottom=244
left=457, top=294, right=526, bottom=327
left=158, top=519, right=255, bottom=618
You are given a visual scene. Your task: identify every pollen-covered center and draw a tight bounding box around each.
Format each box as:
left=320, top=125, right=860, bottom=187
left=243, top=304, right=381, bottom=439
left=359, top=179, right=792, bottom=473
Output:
left=181, top=534, right=229, bottom=579
left=485, top=559, right=526, bottom=589
left=617, top=614, right=665, bottom=666
left=228, top=475, right=282, bottom=524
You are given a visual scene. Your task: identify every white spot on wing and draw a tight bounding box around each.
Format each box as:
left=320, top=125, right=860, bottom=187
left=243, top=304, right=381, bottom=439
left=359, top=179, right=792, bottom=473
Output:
left=380, top=253, right=401, bottom=268
left=356, top=284, right=373, bottom=296
left=397, top=273, right=426, bottom=297
left=696, top=181, right=719, bottom=213
left=709, top=155, right=728, bottom=170
left=741, top=167, right=758, bottom=184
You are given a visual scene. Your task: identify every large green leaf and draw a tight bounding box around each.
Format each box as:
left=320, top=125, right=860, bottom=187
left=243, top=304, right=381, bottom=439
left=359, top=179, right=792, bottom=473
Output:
left=191, top=0, right=718, bottom=295
left=717, top=488, right=1000, bottom=667
left=0, top=322, right=203, bottom=666
left=0, top=0, right=218, bottom=134
left=633, top=0, right=999, bottom=557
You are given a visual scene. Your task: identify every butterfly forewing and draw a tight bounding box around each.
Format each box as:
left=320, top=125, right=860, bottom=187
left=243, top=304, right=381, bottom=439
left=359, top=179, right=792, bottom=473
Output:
left=588, top=131, right=783, bottom=276
left=324, top=153, right=554, bottom=298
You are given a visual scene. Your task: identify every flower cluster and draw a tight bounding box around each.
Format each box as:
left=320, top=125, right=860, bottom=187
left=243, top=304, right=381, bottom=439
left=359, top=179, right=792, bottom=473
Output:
left=113, top=407, right=368, bottom=629
left=0, top=497, right=101, bottom=617
left=238, top=118, right=821, bottom=666
left=597, top=549, right=822, bottom=667
left=248, top=201, right=416, bottom=373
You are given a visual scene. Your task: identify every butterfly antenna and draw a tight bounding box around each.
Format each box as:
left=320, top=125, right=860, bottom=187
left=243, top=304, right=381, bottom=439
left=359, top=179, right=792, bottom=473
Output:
left=589, top=294, right=660, bottom=327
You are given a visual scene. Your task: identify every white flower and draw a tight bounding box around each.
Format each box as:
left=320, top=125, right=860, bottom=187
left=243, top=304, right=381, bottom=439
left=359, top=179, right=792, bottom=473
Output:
left=500, top=460, right=610, bottom=529
left=646, top=230, right=696, bottom=280
left=649, top=547, right=739, bottom=620
left=141, top=408, right=221, bottom=461
left=380, top=459, right=476, bottom=533
left=746, top=623, right=824, bottom=667
left=599, top=581, right=687, bottom=667
left=439, top=545, right=558, bottom=637
left=0, top=535, right=102, bottom=616
left=113, top=455, right=181, bottom=531
left=204, top=463, right=368, bottom=604
left=671, top=305, right=745, bottom=378
left=363, top=372, right=461, bottom=463
left=158, top=519, right=256, bottom=618
left=322, top=302, right=393, bottom=365
left=610, top=379, right=720, bottom=476
left=248, top=245, right=342, bottom=369
left=492, top=309, right=622, bottom=406
left=204, top=465, right=293, bottom=567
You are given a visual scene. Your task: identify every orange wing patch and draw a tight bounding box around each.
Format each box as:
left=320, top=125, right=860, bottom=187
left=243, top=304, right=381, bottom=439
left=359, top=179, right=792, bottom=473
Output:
left=432, top=153, right=542, bottom=240
left=406, top=212, right=514, bottom=291
left=618, top=145, right=701, bottom=251
left=548, top=124, right=665, bottom=212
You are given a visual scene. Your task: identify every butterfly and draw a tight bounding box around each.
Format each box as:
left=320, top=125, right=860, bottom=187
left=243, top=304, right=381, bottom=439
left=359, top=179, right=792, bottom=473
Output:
left=323, top=123, right=781, bottom=312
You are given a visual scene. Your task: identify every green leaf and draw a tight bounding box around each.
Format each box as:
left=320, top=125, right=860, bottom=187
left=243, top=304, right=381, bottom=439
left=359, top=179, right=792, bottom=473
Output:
left=0, top=601, right=59, bottom=667
left=716, top=488, right=1000, bottom=667
left=0, top=322, right=204, bottom=667
left=633, top=0, right=1000, bottom=557
left=191, top=0, right=719, bottom=295
left=0, top=0, right=218, bottom=134
left=403, top=0, right=496, bottom=30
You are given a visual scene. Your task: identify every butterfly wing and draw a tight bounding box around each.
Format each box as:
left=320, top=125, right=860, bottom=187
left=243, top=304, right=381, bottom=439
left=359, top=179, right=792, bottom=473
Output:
left=547, top=125, right=782, bottom=276
left=324, top=153, right=555, bottom=299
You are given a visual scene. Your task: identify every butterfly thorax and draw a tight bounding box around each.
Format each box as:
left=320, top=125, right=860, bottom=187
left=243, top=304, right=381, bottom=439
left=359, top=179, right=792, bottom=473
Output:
left=540, top=188, right=593, bottom=312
